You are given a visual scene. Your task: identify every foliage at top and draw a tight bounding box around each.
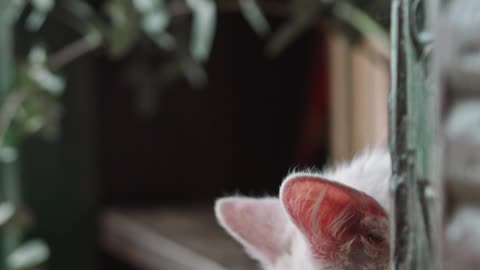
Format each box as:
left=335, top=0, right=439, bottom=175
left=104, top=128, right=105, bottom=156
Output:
left=1, top=0, right=388, bottom=144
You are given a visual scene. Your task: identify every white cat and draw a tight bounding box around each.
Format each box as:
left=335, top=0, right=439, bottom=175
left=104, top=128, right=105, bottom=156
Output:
left=215, top=148, right=480, bottom=270
left=215, top=149, right=391, bottom=270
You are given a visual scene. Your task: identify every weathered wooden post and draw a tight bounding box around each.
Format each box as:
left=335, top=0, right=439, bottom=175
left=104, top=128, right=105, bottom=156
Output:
left=389, top=0, right=441, bottom=268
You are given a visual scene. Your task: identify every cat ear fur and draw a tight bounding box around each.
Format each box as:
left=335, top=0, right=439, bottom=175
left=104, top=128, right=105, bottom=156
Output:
left=215, top=197, right=291, bottom=266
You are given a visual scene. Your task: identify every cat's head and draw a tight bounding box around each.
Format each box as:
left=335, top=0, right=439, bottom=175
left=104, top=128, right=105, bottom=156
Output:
left=215, top=174, right=390, bottom=270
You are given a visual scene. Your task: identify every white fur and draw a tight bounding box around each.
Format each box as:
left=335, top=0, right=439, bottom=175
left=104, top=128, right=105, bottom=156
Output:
left=217, top=148, right=480, bottom=270
left=216, top=148, right=392, bottom=270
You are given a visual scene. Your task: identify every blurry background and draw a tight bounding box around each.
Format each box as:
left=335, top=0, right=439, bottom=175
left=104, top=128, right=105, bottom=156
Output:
left=1, top=1, right=390, bottom=270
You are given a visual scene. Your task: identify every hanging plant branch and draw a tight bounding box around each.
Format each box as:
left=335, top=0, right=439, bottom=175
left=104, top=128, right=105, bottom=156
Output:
left=238, top=0, right=271, bottom=36
left=333, top=1, right=389, bottom=47
left=48, top=31, right=102, bottom=71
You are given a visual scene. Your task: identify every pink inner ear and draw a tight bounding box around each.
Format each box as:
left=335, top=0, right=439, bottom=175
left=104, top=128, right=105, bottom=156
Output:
left=280, top=175, right=387, bottom=258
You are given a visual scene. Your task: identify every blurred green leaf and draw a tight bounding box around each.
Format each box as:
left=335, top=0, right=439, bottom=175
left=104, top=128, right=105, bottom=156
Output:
left=14, top=49, right=65, bottom=140
left=32, top=0, right=54, bottom=12
left=142, top=7, right=176, bottom=50
left=27, top=46, right=65, bottom=95
left=84, top=28, right=103, bottom=47
left=0, top=146, right=18, bottom=163
left=26, top=0, right=55, bottom=31
left=181, top=58, right=207, bottom=89
left=133, top=0, right=163, bottom=13
left=0, top=89, right=25, bottom=148
left=23, top=116, right=44, bottom=134
left=143, top=11, right=170, bottom=34
left=185, top=0, right=217, bottom=62
left=266, top=8, right=318, bottom=56
left=332, top=1, right=388, bottom=44
left=0, top=203, right=15, bottom=227
left=46, top=29, right=102, bottom=71
left=239, top=0, right=270, bottom=37
left=25, top=12, right=47, bottom=31
left=60, top=0, right=105, bottom=38
left=7, top=240, right=49, bottom=270
left=0, top=203, right=32, bottom=230
left=27, top=47, right=47, bottom=67
left=150, top=32, right=176, bottom=50
left=28, top=66, right=65, bottom=95
left=103, top=0, right=141, bottom=57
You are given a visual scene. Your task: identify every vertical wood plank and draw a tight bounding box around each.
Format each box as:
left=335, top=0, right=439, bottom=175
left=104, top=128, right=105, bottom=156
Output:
left=328, top=30, right=352, bottom=162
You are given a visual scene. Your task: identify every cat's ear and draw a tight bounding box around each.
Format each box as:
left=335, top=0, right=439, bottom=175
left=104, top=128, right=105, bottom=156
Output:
left=280, top=174, right=388, bottom=259
left=215, top=197, right=290, bottom=266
